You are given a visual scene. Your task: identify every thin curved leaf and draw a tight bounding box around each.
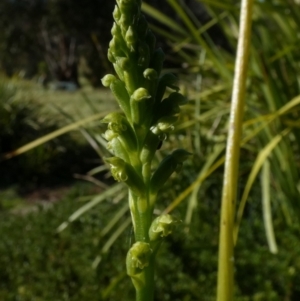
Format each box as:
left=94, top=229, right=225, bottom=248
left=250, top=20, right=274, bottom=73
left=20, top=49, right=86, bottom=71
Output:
left=56, top=183, right=124, bottom=232
left=234, top=128, right=291, bottom=242
left=2, top=111, right=112, bottom=160
left=261, top=160, right=278, bottom=254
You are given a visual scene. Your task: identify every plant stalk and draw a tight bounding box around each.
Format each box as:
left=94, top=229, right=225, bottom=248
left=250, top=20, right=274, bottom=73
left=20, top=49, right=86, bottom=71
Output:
left=136, top=263, right=155, bottom=301
left=216, top=0, right=253, bottom=300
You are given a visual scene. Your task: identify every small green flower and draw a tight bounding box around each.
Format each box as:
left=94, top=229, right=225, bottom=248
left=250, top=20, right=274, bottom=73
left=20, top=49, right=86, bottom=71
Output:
left=127, top=242, right=152, bottom=270
left=105, top=157, right=145, bottom=196
left=150, top=116, right=178, bottom=135
left=105, top=157, right=127, bottom=181
left=149, top=214, right=181, bottom=242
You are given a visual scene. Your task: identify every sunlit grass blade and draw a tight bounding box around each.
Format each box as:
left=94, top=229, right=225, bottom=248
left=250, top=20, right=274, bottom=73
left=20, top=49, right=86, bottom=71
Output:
left=56, top=183, right=124, bottom=232
left=196, top=0, right=238, bottom=11
left=166, top=0, right=232, bottom=81
left=87, top=165, right=110, bottom=176
left=92, top=217, right=132, bottom=269
left=234, top=128, right=291, bottom=243
left=141, top=2, right=187, bottom=35
left=50, top=102, right=107, bottom=157
left=101, top=201, right=129, bottom=237
left=164, top=155, right=225, bottom=213
left=261, top=159, right=278, bottom=254
left=102, top=272, right=127, bottom=299
left=184, top=143, right=225, bottom=226
left=2, top=111, right=112, bottom=160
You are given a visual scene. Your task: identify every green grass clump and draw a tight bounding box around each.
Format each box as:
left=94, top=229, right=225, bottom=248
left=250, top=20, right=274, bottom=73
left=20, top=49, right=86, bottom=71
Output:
left=0, top=186, right=300, bottom=300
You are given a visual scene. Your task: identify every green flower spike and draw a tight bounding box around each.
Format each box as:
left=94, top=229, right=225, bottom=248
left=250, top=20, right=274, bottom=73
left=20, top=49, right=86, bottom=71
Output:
left=102, top=1, right=189, bottom=299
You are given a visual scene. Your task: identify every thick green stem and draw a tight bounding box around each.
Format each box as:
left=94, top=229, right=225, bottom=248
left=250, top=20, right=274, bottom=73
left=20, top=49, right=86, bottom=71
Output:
left=136, top=263, right=155, bottom=301
left=216, top=0, right=253, bottom=300
left=129, top=192, right=151, bottom=242
left=135, top=210, right=151, bottom=242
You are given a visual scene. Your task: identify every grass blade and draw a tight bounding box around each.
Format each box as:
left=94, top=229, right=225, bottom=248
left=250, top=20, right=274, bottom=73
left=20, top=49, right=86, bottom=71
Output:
left=234, top=128, right=291, bottom=242
left=101, top=201, right=129, bottom=237
left=141, top=2, right=187, bottom=35
left=56, top=183, right=124, bottom=232
left=92, top=217, right=132, bottom=269
left=261, top=159, right=278, bottom=254
left=2, top=111, right=112, bottom=160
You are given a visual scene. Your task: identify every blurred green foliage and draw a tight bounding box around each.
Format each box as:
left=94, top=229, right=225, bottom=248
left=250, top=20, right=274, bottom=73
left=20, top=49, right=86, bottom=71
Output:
left=0, top=78, right=102, bottom=189
left=0, top=183, right=300, bottom=301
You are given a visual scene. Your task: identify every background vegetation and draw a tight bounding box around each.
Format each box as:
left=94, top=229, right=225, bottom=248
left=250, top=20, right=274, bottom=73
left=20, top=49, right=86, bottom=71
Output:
left=1, top=0, right=300, bottom=300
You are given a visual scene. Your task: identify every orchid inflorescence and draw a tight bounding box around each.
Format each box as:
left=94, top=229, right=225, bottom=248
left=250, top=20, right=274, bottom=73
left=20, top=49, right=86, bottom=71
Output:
left=101, top=0, right=189, bottom=299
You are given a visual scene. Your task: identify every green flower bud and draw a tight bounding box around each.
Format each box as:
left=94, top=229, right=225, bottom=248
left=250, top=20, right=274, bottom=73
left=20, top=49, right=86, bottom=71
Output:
left=106, top=137, right=131, bottom=163
left=127, top=242, right=152, bottom=271
left=101, top=74, right=117, bottom=87
left=130, top=88, right=152, bottom=124
left=131, top=87, right=151, bottom=102
left=105, top=157, right=145, bottom=196
left=149, top=214, right=181, bottom=241
left=125, top=26, right=137, bottom=51
left=113, top=5, right=121, bottom=22
left=111, top=22, right=118, bottom=36
left=119, top=15, right=131, bottom=33
left=102, top=112, right=127, bottom=133
left=107, top=49, right=116, bottom=63
left=117, top=0, right=131, bottom=12
left=110, top=79, right=131, bottom=120
left=105, top=157, right=127, bottom=181
left=109, top=35, right=117, bottom=48
left=150, top=116, right=178, bottom=135
left=113, top=63, right=124, bottom=81
left=116, top=57, right=131, bottom=70
left=104, top=129, right=119, bottom=141
left=102, top=112, right=137, bottom=152
left=118, top=0, right=137, bottom=10
left=143, top=68, right=158, bottom=81
left=109, top=36, right=126, bottom=57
